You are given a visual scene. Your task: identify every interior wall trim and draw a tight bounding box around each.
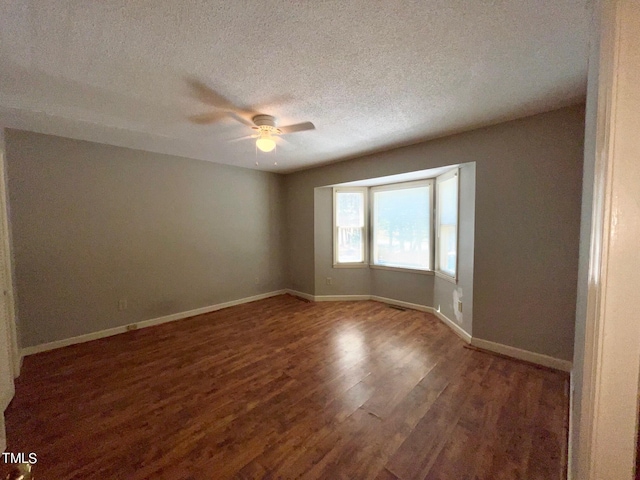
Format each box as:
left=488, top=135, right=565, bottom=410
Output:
left=285, top=289, right=315, bottom=302
left=369, top=295, right=432, bottom=313
left=470, top=337, right=573, bottom=372
left=430, top=308, right=473, bottom=344
left=21, top=289, right=572, bottom=373
left=20, top=289, right=287, bottom=357
left=315, top=294, right=370, bottom=301
left=286, top=290, right=570, bottom=371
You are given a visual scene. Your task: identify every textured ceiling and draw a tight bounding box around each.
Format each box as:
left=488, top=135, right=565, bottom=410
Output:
left=0, top=1, right=591, bottom=172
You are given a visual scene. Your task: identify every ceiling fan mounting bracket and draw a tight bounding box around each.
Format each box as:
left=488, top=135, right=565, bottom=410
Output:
left=252, top=115, right=282, bottom=135
left=252, top=114, right=276, bottom=127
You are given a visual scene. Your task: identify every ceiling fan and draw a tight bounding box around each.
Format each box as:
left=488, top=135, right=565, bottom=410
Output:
left=187, top=79, right=315, bottom=152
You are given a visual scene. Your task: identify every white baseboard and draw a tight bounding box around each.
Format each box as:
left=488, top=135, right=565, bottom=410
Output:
left=315, top=294, right=370, bottom=301
left=285, top=289, right=316, bottom=301
left=369, top=295, right=431, bottom=313
left=470, top=337, right=573, bottom=372
left=286, top=290, right=569, bottom=371
left=21, top=288, right=573, bottom=374
left=21, top=290, right=287, bottom=357
left=288, top=291, right=471, bottom=344
left=431, top=309, right=472, bottom=344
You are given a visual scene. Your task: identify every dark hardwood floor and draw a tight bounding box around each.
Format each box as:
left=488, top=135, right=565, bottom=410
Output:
left=4, top=294, right=569, bottom=479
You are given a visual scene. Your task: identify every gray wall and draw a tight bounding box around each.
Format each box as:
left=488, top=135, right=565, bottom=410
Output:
left=6, top=130, right=287, bottom=347
left=313, top=187, right=370, bottom=296
left=312, top=163, right=476, bottom=318
left=370, top=269, right=434, bottom=306
left=312, top=186, right=437, bottom=306
left=285, top=105, right=584, bottom=360
left=314, top=185, right=434, bottom=304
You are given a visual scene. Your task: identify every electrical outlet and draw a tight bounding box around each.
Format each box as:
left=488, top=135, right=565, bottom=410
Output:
left=457, top=300, right=463, bottom=312
left=326, top=277, right=332, bottom=286
left=118, top=299, right=128, bottom=311
left=254, top=276, right=259, bottom=285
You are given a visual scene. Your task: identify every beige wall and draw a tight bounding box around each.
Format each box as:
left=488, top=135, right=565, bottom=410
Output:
left=5, top=130, right=287, bottom=347
left=285, top=105, right=584, bottom=360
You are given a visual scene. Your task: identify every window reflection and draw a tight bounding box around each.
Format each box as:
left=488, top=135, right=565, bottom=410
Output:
left=334, top=328, right=365, bottom=367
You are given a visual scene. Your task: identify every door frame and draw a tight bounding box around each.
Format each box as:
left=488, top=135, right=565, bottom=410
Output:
left=0, top=151, right=19, bottom=379
left=573, top=1, right=640, bottom=478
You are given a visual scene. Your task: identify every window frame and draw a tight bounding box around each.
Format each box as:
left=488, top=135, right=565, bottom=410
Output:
left=435, top=168, right=459, bottom=282
left=332, top=187, right=368, bottom=267
left=369, top=179, right=435, bottom=273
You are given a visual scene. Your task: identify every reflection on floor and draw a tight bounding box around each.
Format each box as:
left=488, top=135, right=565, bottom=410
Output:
left=5, top=294, right=569, bottom=479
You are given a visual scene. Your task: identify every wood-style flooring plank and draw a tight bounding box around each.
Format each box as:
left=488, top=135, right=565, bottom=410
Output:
left=4, top=294, right=569, bottom=479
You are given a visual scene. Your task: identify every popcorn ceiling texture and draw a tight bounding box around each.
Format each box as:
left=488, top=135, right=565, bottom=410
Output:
left=0, top=0, right=591, bottom=172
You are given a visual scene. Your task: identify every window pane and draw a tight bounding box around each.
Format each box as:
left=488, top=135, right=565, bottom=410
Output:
left=335, top=190, right=365, bottom=264
left=336, top=192, right=364, bottom=227
left=437, top=175, right=458, bottom=276
left=337, top=227, right=363, bottom=263
left=439, top=225, right=457, bottom=275
left=373, top=185, right=430, bottom=270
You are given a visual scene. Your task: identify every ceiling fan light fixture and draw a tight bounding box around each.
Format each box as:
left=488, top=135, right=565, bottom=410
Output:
left=256, top=133, right=276, bottom=153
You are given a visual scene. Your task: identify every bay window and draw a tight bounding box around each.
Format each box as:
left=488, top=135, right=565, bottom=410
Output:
left=333, top=168, right=459, bottom=279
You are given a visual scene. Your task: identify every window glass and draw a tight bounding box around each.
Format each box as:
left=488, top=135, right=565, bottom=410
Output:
left=335, top=191, right=365, bottom=264
left=372, top=184, right=431, bottom=270
left=437, top=174, right=458, bottom=276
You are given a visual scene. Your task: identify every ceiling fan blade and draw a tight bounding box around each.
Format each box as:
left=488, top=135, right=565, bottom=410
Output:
left=228, top=134, right=258, bottom=143
left=278, top=121, right=315, bottom=134
left=186, top=79, right=236, bottom=110
left=188, top=111, right=227, bottom=125
left=187, top=78, right=260, bottom=125
left=228, top=111, right=257, bottom=127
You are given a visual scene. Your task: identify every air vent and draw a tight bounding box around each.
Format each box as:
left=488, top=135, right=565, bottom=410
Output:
left=388, top=305, right=407, bottom=311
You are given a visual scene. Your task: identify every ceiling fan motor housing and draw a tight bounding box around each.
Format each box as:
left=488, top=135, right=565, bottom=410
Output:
left=252, top=115, right=281, bottom=134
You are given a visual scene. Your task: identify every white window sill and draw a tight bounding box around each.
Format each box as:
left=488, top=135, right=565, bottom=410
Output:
left=332, top=263, right=442, bottom=277
left=435, top=270, right=458, bottom=284
left=370, top=265, right=434, bottom=275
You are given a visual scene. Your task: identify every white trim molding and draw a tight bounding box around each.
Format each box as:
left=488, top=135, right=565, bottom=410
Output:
left=571, top=2, right=640, bottom=478
left=315, top=294, right=370, bottom=302
left=287, top=290, right=569, bottom=371
left=369, top=295, right=432, bottom=313
left=22, top=289, right=572, bottom=375
left=285, top=289, right=315, bottom=302
left=470, top=338, right=572, bottom=372
left=21, top=290, right=287, bottom=357
left=431, top=308, right=472, bottom=344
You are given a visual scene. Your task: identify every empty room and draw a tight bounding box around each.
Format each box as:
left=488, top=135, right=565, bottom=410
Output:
left=0, top=1, right=639, bottom=479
